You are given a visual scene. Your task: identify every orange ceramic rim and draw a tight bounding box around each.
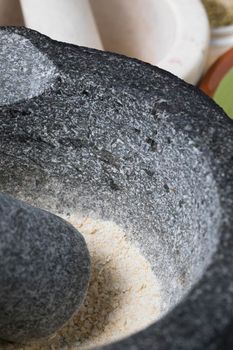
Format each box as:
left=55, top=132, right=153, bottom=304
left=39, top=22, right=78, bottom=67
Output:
left=199, top=47, right=233, bottom=97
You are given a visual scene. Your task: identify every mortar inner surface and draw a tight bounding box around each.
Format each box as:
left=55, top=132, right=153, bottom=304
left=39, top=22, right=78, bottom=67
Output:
left=0, top=113, right=221, bottom=321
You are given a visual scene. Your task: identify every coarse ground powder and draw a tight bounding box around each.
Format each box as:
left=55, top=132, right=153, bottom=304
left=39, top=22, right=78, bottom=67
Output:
left=1, top=215, right=161, bottom=350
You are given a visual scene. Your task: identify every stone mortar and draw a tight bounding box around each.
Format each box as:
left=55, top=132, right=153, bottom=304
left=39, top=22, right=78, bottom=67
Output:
left=0, top=26, right=233, bottom=349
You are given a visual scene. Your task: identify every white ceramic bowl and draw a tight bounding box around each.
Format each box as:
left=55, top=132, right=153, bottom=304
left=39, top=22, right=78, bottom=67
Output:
left=91, top=0, right=210, bottom=84
left=20, top=0, right=209, bottom=85
left=156, top=0, right=210, bottom=84
left=20, top=0, right=103, bottom=50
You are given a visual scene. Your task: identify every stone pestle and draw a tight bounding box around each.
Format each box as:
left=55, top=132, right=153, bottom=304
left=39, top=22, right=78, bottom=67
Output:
left=0, top=192, right=90, bottom=343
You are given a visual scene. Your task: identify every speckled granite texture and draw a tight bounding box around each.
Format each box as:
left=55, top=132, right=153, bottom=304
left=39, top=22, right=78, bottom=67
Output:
left=0, top=26, right=233, bottom=349
left=0, top=192, right=90, bottom=343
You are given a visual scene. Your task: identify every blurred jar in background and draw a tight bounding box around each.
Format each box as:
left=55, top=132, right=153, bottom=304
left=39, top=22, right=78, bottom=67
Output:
left=203, top=0, right=233, bottom=69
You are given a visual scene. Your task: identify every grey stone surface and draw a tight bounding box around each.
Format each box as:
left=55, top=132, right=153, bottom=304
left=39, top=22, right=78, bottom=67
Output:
left=0, top=31, right=57, bottom=106
left=0, top=26, right=233, bottom=349
left=0, top=192, right=90, bottom=343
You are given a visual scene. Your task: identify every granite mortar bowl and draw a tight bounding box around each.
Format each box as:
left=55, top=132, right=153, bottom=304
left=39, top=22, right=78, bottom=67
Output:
left=1, top=27, right=233, bottom=350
